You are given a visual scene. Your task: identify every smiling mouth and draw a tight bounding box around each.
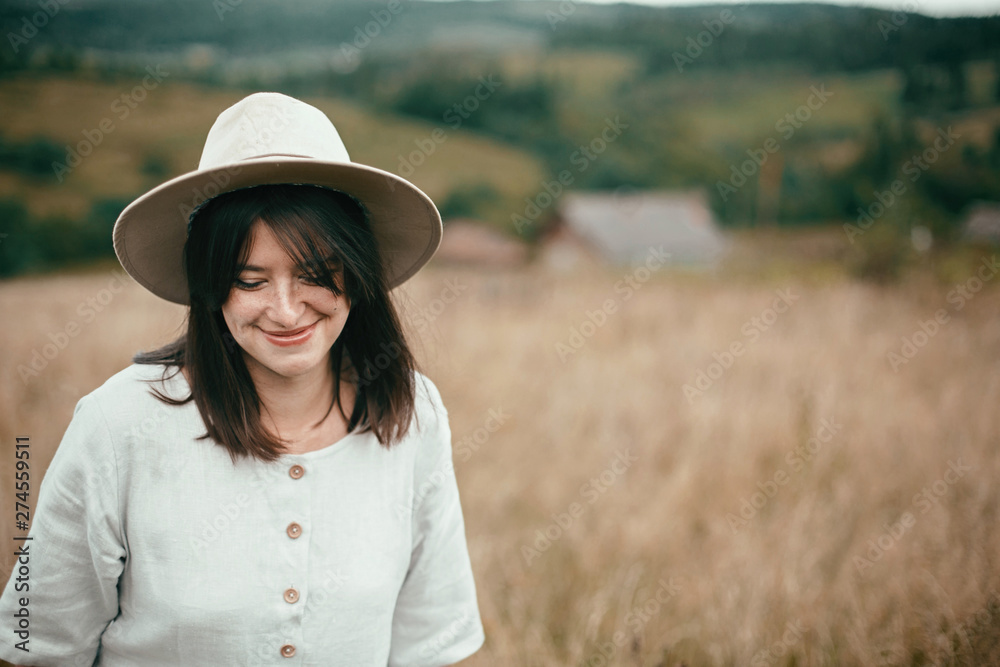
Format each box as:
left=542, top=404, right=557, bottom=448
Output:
left=260, top=322, right=318, bottom=346
left=263, top=323, right=314, bottom=337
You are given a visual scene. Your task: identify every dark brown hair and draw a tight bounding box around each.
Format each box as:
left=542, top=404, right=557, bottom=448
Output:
left=135, top=184, right=419, bottom=462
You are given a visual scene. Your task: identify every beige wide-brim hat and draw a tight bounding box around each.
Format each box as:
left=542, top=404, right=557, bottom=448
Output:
left=113, top=92, right=442, bottom=305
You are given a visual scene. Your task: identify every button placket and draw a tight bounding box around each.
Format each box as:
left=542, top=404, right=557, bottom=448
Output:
left=276, top=459, right=309, bottom=661
left=286, top=462, right=306, bottom=546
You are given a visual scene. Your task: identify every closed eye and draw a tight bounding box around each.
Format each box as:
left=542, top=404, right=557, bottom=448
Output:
left=234, top=276, right=328, bottom=289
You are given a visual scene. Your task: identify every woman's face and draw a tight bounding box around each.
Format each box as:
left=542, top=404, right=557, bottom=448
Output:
left=221, top=219, right=350, bottom=383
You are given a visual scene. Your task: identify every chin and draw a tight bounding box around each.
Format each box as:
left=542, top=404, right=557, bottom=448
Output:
left=246, top=352, right=330, bottom=380
left=275, top=360, right=327, bottom=378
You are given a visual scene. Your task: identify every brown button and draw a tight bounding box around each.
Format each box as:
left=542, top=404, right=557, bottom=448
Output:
left=286, top=522, right=302, bottom=539
left=283, top=588, right=299, bottom=604
left=281, top=644, right=296, bottom=658
left=289, top=464, right=305, bottom=479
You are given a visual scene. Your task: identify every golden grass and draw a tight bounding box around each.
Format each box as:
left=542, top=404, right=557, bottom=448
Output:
left=1, top=251, right=999, bottom=666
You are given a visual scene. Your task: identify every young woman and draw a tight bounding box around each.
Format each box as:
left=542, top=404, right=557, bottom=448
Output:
left=0, top=93, right=484, bottom=666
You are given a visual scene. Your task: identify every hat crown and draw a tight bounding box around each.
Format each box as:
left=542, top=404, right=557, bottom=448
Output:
left=115, top=91, right=441, bottom=305
left=198, top=92, right=351, bottom=169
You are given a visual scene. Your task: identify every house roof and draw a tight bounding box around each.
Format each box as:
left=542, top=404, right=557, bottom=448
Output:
left=557, top=190, right=727, bottom=264
left=962, top=201, right=1000, bottom=244
left=434, top=219, right=528, bottom=266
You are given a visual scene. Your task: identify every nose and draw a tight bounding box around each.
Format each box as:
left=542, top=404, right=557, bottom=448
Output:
left=266, top=278, right=307, bottom=328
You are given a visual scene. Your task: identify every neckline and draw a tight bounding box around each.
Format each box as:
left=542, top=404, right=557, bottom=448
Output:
left=159, top=363, right=368, bottom=460
left=279, top=429, right=368, bottom=461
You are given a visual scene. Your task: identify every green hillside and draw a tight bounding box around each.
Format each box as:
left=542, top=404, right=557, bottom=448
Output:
left=0, top=74, right=546, bottom=219
left=1, top=0, right=999, bottom=278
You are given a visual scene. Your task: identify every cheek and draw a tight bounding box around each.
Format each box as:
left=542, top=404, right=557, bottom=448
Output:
left=220, top=308, right=237, bottom=339
left=312, top=288, right=348, bottom=315
left=221, top=294, right=260, bottom=331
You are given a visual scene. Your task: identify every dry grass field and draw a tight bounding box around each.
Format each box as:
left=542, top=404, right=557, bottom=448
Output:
left=1, top=245, right=999, bottom=666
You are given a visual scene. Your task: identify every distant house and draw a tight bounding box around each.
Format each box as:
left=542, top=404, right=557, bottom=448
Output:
left=433, top=219, right=529, bottom=267
left=541, top=190, right=727, bottom=270
left=961, top=201, right=1000, bottom=246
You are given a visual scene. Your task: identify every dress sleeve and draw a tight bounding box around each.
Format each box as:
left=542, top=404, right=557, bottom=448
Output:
left=388, top=377, right=485, bottom=667
left=0, top=393, right=126, bottom=667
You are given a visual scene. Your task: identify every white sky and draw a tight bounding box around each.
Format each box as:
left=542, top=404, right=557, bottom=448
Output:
left=574, top=0, right=999, bottom=17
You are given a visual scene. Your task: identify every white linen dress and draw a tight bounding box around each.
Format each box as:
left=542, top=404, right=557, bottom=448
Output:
left=0, top=363, right=484, bottom=666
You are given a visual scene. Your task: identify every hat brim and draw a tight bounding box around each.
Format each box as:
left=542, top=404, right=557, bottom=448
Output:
left=113, top=156, right=442, bottom=305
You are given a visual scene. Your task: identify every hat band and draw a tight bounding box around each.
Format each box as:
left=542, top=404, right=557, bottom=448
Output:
left=238, top=152, right=314, bottom=162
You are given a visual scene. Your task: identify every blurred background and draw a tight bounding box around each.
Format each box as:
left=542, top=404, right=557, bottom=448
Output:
left=1, top=0, right=999, bottom=665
